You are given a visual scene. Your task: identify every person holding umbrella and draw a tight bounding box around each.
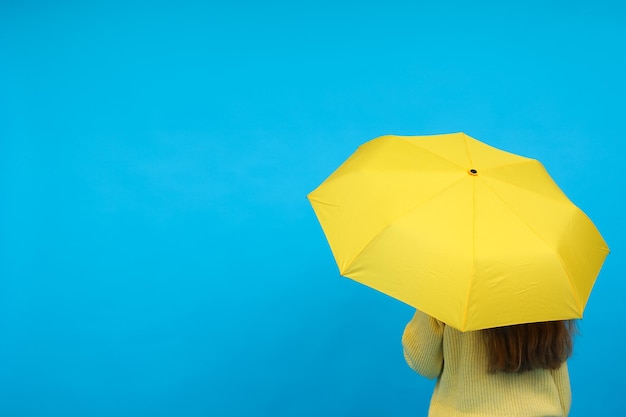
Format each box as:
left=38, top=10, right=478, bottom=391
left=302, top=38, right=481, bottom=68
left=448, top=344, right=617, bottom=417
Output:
left=308, top=133, right=609, bottom=416
left=402, top=310, right=575, bottom=416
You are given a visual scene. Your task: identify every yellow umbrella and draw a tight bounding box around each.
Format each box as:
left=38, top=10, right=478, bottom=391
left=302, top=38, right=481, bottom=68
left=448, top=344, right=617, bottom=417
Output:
left=307, top=133, right=609, bottom=331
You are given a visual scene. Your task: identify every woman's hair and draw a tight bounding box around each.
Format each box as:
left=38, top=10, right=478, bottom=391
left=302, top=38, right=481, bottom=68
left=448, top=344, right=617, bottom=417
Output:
left=483, top=321, right=576, bottom=373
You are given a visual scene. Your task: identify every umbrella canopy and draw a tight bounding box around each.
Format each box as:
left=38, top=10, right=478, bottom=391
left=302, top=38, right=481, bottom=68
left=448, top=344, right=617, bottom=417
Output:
left=307, top=133, right=609, bottom=331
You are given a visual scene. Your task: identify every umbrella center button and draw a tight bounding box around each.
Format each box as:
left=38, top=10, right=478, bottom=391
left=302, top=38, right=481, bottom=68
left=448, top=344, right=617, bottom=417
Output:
left=468, top=169, right=478, bottom=176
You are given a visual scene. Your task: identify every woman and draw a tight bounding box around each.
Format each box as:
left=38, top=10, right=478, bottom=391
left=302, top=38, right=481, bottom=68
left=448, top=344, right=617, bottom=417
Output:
left=402, top=310, right=575, bottom=416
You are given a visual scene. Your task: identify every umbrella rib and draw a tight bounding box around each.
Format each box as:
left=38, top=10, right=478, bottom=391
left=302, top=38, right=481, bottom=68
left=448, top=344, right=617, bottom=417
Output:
left=479, top=178, right=582, bottom=314
left=461, top=176, right=477, bottom=332
left=396, top=136, right=469, bottom=171
left=482, top=160, right=571, bottom=203
left=343, top=175, right=467, bottom=275
left=483, top=159, right=536, bottom=170
left=306, top=195, right=339, bottom=207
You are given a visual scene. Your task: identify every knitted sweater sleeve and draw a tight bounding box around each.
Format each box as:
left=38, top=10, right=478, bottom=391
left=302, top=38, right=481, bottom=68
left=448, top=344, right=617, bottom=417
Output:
left=402, top=309, right=444, bottom=379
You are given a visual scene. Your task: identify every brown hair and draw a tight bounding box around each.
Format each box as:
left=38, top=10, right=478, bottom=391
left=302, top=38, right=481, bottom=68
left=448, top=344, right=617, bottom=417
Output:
left=483, top=321, right=576, bottom=373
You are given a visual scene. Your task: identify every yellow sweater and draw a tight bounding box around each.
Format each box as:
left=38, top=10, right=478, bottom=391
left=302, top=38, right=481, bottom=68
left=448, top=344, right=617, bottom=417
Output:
left=402, top=310, right=571, bottom=416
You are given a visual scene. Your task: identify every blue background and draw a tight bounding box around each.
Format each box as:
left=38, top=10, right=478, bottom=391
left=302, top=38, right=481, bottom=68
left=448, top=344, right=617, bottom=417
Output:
left=1, top=1, right=623, bottom=416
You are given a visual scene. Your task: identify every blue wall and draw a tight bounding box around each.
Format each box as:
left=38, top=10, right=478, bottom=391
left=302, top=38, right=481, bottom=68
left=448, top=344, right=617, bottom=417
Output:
left=1, top=1, right=623, bottom=415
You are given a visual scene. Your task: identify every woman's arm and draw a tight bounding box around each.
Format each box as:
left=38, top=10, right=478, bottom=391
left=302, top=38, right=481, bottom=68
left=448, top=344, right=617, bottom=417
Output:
left=401, top=309, right=445, bottom=379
